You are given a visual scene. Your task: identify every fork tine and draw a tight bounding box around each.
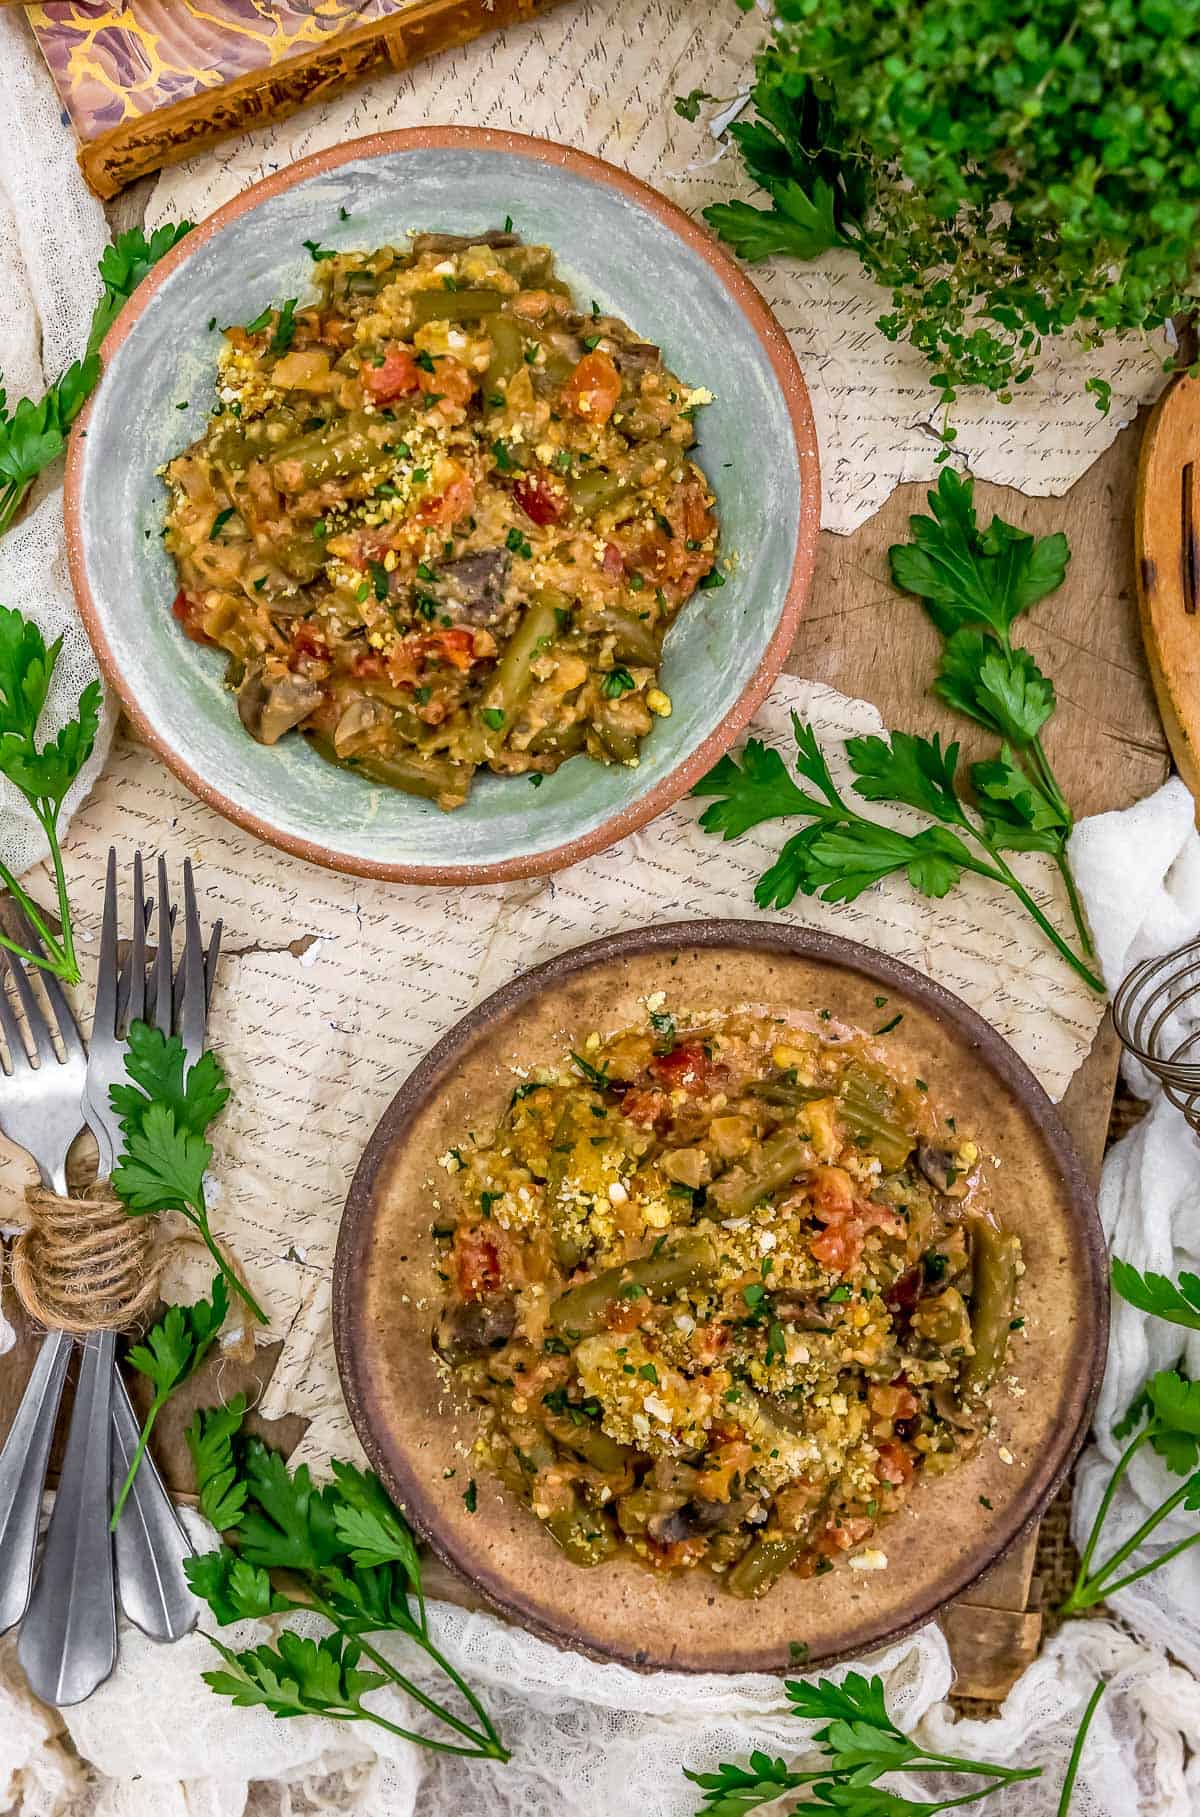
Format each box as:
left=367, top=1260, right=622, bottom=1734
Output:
left=3, top=951, right=59, bottom=1071
left=124, top=853, right=148, bottom=1031
left=149, top=855, right=174, bottom=1037
left=0, top=959, right=31, bottom=1076
left=0, top=905, right=86, bottom=1064
left=178, top=861, right=206, bottom=1066
left=205, top=921, right=222, bottom=1018
left=93, top=848, right=119, bottom=1040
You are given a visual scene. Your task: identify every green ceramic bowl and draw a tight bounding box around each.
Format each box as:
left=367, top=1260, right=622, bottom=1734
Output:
left=67, top=129, right=819, bottom=883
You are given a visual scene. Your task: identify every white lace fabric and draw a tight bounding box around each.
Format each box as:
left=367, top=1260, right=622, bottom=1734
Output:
left=2, top=9, right=1200, bottom=1816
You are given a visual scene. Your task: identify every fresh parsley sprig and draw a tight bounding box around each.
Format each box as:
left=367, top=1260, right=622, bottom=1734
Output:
left=888, top=470, right=1092, bottom=962
left=1061, top=1259, right=1200, bottom=1615
left=109, top=1023, right=268, bottom=1326
left=109, top=1275, right=229, bottom=1530
left=183, top=1402, right=507, bottom=1761
left=686, top=1671, right=1043, bottom=1815
left=0, top=607, right=101, bottom=983
left=693, top=713, right=1103, bottom=993
left=0, top=222, right=192, bottom=538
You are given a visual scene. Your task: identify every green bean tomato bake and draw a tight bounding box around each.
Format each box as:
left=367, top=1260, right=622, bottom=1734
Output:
left=434, top=1009, right=1020, bottom=1597
left=162, top=229, right=719, bottom=806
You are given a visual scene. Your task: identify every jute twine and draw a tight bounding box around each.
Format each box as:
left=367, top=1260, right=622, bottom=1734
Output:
left=8, top=1178, right=168, bottom=1333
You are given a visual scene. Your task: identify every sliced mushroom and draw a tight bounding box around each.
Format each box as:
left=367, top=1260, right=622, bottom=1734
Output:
left=434, top=1293, right=517, bottom=1364
left=917, top=1144, right=970, bottom=1198
left=768, top=1291, right=834, bottom=1332
left=333, top=695, right=388, bottom=757
left=933, top=1381, right=980, bottom=1431
left=614, top=342, right=661, bottom=374
left=411, top=229, right=519, bottom=253
left=236, top=661, right=324, bottom=745
left=433, top=550, right=511, bottom=623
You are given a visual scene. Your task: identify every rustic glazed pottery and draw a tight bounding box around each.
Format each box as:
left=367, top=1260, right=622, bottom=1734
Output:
left=66, top=129, right=819, bottom=883
left=334, top=921, right=1106, bottom=1673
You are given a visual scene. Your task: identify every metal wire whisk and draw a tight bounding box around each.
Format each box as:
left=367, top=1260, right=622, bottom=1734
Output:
left=1112, top=937, right=1200, bottom=1131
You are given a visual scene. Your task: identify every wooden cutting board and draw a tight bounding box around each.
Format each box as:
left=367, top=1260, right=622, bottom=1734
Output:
left=1135, top=372, right=1200, bottom=809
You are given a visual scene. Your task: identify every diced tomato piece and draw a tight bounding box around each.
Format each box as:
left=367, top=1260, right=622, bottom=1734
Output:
left=649, top=1040, right=717, bottom=1094
left=170, top=588, right=212, bottom=646
left=416, top=464, right=475, bottom=526
left=421, top=628, right=479, bottom=670
left=875, top=1440, right=915, bottom=1486
left=602, top=540, right=626, bottom=578
left=362, top=345, right=421, bottom=402
left=810, top=1166, right=855, bottom=1224
left=819, top=1516, right=874, bottom=1556
left=352, top=650, right=385, bottom=679
left=290, top=620, right=329, bottom=663
left=605, top=1297, right=645, bottom=1334
left=421, top=355, right=475, bottom=409
left=811, top=1222, right=863, bottom=1274
left=453, top=1224, right=504, bottom=1300
left=622, top=1086, right=669, bottom=1128
left=562, top=350, right=621, bottom=425
left=513, top=473, right=566, bottom=526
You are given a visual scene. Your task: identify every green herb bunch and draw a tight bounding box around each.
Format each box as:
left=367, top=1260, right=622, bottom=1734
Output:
left=184, top=1398, right=508, bottom=1761
left=1063, top=1261, right=1200, bottom=1614
left=705, top=0, right=1200, bottom=411
left=684, top=1668, right=1104, bottom=1815
left=0, top=223, right=192, bottom=537
left=110, top=1023, right=268, bottom=1327
left=693, top=471, right=1101, bottom=992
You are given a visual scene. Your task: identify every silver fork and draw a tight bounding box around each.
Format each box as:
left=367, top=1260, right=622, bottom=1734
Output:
left=0, top=927, right=90, bottom=1638
left=18, top=855, right=220, bottom=1705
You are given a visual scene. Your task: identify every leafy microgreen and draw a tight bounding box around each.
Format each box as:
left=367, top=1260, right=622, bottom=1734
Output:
left=110, top=1025, right=266, bottom=1325
left=268, top=299, right=299, bottom=356
left=110, top=1275, right=229, bottom=1530
left=183, top=1402, right=506, bottom=1760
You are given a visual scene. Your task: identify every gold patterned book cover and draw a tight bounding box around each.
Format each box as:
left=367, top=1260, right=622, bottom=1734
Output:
left=25, top=0, right=567, bottom=197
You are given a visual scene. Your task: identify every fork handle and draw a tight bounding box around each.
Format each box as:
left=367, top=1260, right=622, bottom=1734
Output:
left=110, top=1369, right=197, bottom=1641
left=0, top=1329, right=73, bottom=1634
left=18, top=1330, right=118, bottom=1705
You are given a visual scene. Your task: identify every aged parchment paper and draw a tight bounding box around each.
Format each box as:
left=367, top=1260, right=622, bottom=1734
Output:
left=148, top=0, right=1172, bottom=535
left=0, top=678, right=1104, bottom=1468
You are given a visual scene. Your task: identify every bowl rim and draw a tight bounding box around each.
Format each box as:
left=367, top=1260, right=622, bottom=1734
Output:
left=333, top=917, right=1108, bottom=1673
left=64, top=125, right=821, bottom=886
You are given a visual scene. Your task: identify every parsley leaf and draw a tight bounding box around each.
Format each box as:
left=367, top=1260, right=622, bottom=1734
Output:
left=186, top=1393, right=250, bottom=1531
left=705, top=178, right=845, bottom=263
left=692, top=737, right=830, bottom=837
left=111, top=1276, right=229, bottom=1529
left=936, top=631, right=1056, bottom=745
left=109, top=1027, right=267, bottom=1326
left=269, top=299, right=299, bottom=356
left=674, top=87, right=715, bottom=123
left=1112, top=1259, right=1200, bottom=1332
left=846, top=730, right=963, bottom=823
left=684, top=1750, right=804, bottom=1815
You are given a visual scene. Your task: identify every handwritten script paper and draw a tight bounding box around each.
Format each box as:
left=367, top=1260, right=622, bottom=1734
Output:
left=148, top=0, right=1170, bottom=535
left=0, top=678, right=1103, bottom=1467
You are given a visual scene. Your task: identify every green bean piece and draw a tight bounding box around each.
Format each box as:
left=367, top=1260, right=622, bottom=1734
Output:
left=591, top=719, right=639, bottom=765
left=726, top=1532, right=806, bottom=1600
left=494, top=245, right=554, bottom=285
left=410, top=287, right=505, bottom=326
left=960, top=1219, right=1020, bottom=1402
left=746, top=1079, right=831, bottom=1108
left=476, top=590, right=565, bottom=743
left=483, top=314, right=525, bottom=401
left=704, top=1126, right=813, bottom=1218
left=274, top=532, right=328, bottom=584
left=593, top=606, right=660, bottom=667
left=549, top=1229, right=717, bottom=1337
left=270, top=412, right=384, bottom=491
left=542, top=1508, right=618, bottom=1566
left=307, top=736, right=470, bottom=804
left=567, top=468, right=636, bottom=517
left=544, top=1099, right=590, bottom=1270
left=839, top=1069, right=917, bottom=1172
left=544, top=1416, right=635, bottom=1478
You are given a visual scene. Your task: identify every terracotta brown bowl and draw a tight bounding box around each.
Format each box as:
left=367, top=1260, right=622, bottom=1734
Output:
left=334, top=920, right=1106, bottom=1673
left=64, top=128, right=819, bottom=885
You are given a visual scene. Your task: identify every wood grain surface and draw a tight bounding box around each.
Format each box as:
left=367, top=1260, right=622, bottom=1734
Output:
left=0, top=169, right=1171, bottom=1703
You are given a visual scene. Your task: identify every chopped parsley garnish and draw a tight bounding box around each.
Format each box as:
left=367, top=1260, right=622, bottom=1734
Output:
left=481, top=707, right=506, bottom=731
left=463, top=1479, right=478, bottom=1513
left=619, top=1282, right=648, bottom=1301
left=416, top=561, right=438, bottom=582
left=601, top=668, right=636, bottom=699
left=303, top=239, right=337, bottom=261
left=368, top=561, right=389, bottom=602
left=312, top=519, right=327, bottom=539
left=582, top=333, right=602, bottom=351
left=491, top=440, right=516, bottom=472
left=208, top=507, right=236, bottom=540
left=415, top=348, right=436, bottom=373
left=529, top=773, right=544, bottom=788
left=697, top=566, right=725, bottom=590
left=244, top=305, right=272, bottom=333
left=571, top=1050, right=610, bottom=1088
left=638, top=1362, right=660, bottom=1384
left=505, top=527, right=533, bottom=558
left=503, top=214, right=514, bottom=233
left=874, top=1013, right=904, bottom=1035
left=822, top=1284, right=853, bottom=1304
left=268, top=298, right=298, bottom=355
left=766, top=1321, right=787, bottom=1363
